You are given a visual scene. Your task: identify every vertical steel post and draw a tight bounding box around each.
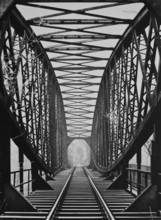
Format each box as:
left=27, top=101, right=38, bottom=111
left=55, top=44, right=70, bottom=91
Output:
left=0, top=102, right=10, bottom=209
left=154, top=114, right=161, bottom=210
left=151, top=140, right=157, bottom=185
left=0, top=110, right=10, bottom=185
left=19, top=149, right=24, bottom=194
left=137, top=148, right=142, bottom=195
left=31, top=161, right=38, bottom=191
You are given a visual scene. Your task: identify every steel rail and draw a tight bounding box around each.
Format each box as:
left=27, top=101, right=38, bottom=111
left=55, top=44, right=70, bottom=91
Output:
left=46, top=167, right=75, bottom=220
left=84, top=167, right=115, bottom=220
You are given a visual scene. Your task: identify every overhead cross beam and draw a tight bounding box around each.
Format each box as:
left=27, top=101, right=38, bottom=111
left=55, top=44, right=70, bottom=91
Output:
left=17, top=0, right=142, bottom=3
left=39, top=34, right=121, bottom=40
left=29, top=18, right=131, bottom=25
left=2, top=0, right=155, bottom=141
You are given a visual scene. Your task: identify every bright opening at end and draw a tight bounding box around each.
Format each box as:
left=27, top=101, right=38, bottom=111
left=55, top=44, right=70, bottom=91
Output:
left=67, top=139, right=91, bottom=167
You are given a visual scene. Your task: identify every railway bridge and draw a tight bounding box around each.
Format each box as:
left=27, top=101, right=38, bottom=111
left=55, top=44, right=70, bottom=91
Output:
left=1, top=0, right=161, bottom=219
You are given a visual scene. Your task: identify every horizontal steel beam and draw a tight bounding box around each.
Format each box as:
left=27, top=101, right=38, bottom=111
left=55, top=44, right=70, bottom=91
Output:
left=68, top=130, right=91, bottom=132
left=17, top=0, right=142, bottom=3
left=59, top=83, right=100, bottom=86
left=63, top=97, right=97, bottom=100
left=66, top=122, right=91, bottom=126
left=66, top=117, right=93, bottom=119
left=50, top=58, right=107, bottom=61
left=58, top=76, right=102, bottom=79
left=21, top=2, right=138, bottom=22
left=39, top=34, right=121, bottom=40
left=46, top=47, right=110, bottom=51
left=62, top=91, right=97, bottom=93
left=54, top=67, right=104, bottom=70
left=65, top=111, right=94, bottom=113
left=31, top=19, right=131, bottom=25
left=64, top=104, right=95, bottom=106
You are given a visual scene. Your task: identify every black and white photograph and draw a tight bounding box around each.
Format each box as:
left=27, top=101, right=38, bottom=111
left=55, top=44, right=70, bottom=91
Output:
left=0, top=0, right=161, bottom=219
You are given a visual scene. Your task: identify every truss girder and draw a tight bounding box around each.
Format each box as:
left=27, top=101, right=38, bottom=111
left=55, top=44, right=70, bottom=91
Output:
left=0, top=0, right=16, bottom=19
left=91, top=8, right=161, bottom=172
left=14, top=0, right=145, bottom=138
left=2, top=0, right=161, bottom=174
left=0, top=9, right=67, bottom=173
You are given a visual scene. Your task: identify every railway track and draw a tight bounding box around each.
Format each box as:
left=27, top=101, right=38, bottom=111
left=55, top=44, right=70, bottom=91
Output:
left=1, top=167, right=161, bottom=219
left=52, top=166, right=113, bottom=220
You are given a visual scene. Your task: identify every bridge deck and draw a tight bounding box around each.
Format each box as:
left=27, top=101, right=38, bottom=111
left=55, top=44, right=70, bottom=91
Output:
left=0, top=167, right=161, bottom=219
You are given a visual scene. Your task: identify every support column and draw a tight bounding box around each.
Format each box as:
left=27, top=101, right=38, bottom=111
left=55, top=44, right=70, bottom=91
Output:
left=48, top=74, right=57, bottom=172
left=137, top=148, right=142, bottom=195
left=31, top=161, right=38, bottom=192
left=154, top=118, right=161, bottom=210
left=151, top=140, right=157, bottom=185
left=122, top=159, right=128, bottom=190
left=1, top=122, right=10, bottom=185
left=19, top=149, right=24, bottom=194
left=0, top=101, right=11, bottom=210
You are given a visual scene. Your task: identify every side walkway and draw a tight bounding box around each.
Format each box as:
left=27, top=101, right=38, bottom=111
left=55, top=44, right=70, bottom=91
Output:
left=88, top=169, right=161, bottom=219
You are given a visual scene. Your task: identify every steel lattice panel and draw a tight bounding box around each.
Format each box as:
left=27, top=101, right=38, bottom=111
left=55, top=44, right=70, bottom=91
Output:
left=16, top=1, right=144, bottom=138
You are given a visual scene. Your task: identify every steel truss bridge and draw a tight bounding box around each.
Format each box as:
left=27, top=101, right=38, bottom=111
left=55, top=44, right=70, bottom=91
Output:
left=1, top=0, right=161, bottom=218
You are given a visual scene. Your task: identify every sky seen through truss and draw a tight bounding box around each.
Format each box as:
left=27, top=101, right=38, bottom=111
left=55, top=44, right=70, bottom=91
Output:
left=17, top=1, right=144, bottom=138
